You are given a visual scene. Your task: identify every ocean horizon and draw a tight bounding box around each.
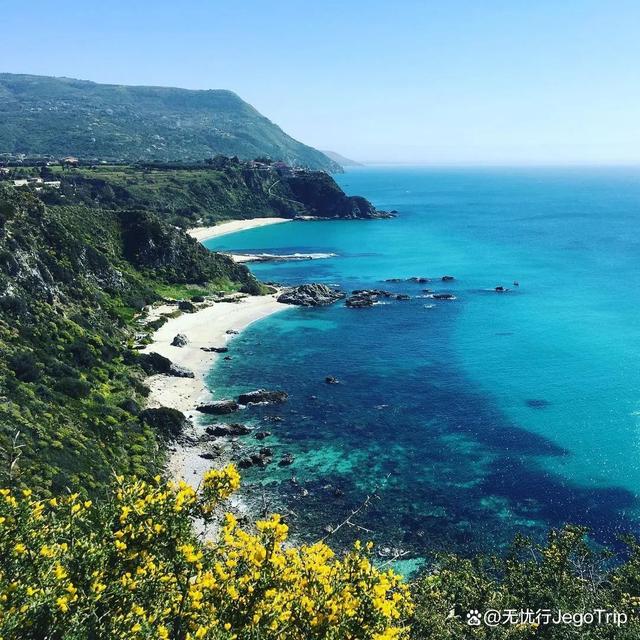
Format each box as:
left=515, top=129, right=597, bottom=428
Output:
left=204, top=166, right=640, bottom=560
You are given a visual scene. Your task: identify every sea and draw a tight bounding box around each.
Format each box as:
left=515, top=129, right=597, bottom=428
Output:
left=203, top=166, right=640, bottom=564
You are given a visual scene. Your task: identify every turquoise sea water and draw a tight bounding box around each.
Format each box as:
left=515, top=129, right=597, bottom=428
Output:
left=204, top=167, right=640, bottom=556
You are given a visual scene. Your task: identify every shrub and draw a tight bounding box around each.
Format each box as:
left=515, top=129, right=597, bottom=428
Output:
left=0, top=466, right=412, bottom=640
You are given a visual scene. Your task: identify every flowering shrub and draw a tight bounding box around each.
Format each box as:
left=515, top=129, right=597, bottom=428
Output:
left=0, top=466, right=412, bottom=639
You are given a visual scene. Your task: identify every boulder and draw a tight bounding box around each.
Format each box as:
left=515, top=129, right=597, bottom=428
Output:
left=277, top=284, right=345, bottom=307
left=200, top=346, right=229, bottom=353
left=238, top=389, right=288, bottom=405
left=171, top=333, right=189, bottom=347
left=441, top=275, right=455, bottom=282
left=138, top=352, right=194, bottom=378
left=196, top=400, right=239, bottom=415
left=206, top=423, right=251, bottom=436
left=396, top=294, right=411, bottom=300
left=190, top=295, right=206, bottom=303
left=325, top=376, right=340, bottom=384
left=346, top=295, right=375, bottom=308
left=432, top=293, right=456, bottom=300
left=178, top=300, right=197, bottom=312
left=255, top=431, right=272, bottom=440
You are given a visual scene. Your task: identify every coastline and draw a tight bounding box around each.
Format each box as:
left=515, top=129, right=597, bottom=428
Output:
left=142, top=293, right=287, bottom=488
left=187, top=217, right=291, bottom=242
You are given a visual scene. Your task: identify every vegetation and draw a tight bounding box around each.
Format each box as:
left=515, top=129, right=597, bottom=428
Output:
left=411, top=526, right=640, bottom=638
left=0, top=73, right=340, bottom=172
left=0, top=465, right=411, bottom=640
left=0, top=185, right=259, bottom=493
left=6, top=158, right=380, bottom=228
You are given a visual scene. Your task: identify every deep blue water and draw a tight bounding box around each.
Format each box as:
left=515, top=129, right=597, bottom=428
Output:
left=204, top=167, right=640, bottom=557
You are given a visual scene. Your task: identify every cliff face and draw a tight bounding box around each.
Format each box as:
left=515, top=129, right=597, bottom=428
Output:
left=0, top=186, right=259, bottom=493
left=31, top=158, right=387, bottom=228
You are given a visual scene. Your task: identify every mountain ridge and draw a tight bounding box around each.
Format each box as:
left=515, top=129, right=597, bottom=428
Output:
left=0, top=73, right=341, bottom=172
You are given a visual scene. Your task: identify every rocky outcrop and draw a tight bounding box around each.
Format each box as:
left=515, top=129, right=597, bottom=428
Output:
left=206, top=423, right=251, bottom=436
left=196, top=399, right=239, bottom=415
left=277, top=284, right=345, bottom=307
left=238, top=389, right=288, bottom=405
left=138, top=352, right=195, bottom=378
left=171, top=333, right=189, bottom=347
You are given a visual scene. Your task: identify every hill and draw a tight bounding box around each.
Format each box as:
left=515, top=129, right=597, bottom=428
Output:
left=0, top=185, right=260, bottom=493
left=0, top=73, right=341, bottom=172
left=4, top=157, right=389, bottom=228
left=321, top=150, right=364, bottom=166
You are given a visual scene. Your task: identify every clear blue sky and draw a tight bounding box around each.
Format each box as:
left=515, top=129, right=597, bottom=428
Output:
left=2, top=0, right=639, bottom=164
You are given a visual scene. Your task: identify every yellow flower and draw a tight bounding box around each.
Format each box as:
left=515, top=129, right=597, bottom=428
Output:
left=13, top=543, right=27, bottom=555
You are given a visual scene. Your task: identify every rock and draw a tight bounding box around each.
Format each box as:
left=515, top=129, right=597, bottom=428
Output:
left=408, top=277, right=430, bottom=283
left=432, top=293, right=456, bottom=300
left=238, top=389, right=288, bottom=405
left=224, top=356, right=233, bottom=361
left=206, top=423, right=250, bottom=436
left=278, top=453, right=295, bottom=467
left=396, top=294, right=411, bottom=300
left=494, top=286, right=509, bottom=292
left=325, top=376, right=340, bottom=384
left=140, top=407, right=188, bottom=439
left=346, top=295, right=375, bottom=308
left=526, top=399, right=550, bottom=409
left=441, top=275, right=455, bottom=282
left=196, top=400, right=239, bottom=415
left=384, top=278, right=403, bottom=283
left=422, top=288, right=433, bottom=293
left=190, top=295, right=206, bottom=303
left=255, top=431, right=271, bottom=440
left=178, top=300, right=197, bottom=312
left=277, top=283, right=345, bottom=307
left=264, top=416, right=283, bottom=423
left=259, top=447, right=273, bottom=457
left=137, top=352, right=194, bottom=378
left=226, top=329, right=239, bottom=335
left=171, top=333, right=189, bottom=347
left=352, top=289, right=392, bottom=297
left=200, top=346, right=229, bottom=353
left=168, top=363, right=195, bottom=378
left=199, top=451, right=218, bottom=460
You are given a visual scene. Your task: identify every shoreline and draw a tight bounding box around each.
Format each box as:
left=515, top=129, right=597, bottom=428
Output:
left=142, top=293, right=288, bottom=488
left=187, top=217, right=291, bottom=242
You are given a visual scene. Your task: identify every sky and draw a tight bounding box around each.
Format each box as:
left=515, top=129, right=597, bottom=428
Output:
left=2, top=0, right=640, bottom=165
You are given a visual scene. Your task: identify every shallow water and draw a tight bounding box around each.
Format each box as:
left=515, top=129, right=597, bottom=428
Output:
left=204, top=167, right=640, bottom=556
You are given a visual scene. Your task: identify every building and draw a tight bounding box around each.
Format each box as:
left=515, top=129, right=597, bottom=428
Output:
left=12, top=179, right=29, bottom=187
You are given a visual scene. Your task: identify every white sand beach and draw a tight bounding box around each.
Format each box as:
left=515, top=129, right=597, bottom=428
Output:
left=187, top=217, right=291, bottom=242
left=142, top=293, right=287, bottom=485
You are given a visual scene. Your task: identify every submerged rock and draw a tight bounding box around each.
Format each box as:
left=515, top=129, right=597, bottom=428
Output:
left=325, top=376, right=340, bottom=384
left=196, top=399, right=239, bottom=415
left=441, top=275, right=455, bottom=282
left=238, top=389, right=288, bottom=405
left=171, top=333, right=189, bottom=347
left=395, top=294, right=411, bottom=300
left=277, top=283, right=345, bottom=307
left=278, top=453, right=295, bottom=467
left=255, top=431, right=272, bottom=440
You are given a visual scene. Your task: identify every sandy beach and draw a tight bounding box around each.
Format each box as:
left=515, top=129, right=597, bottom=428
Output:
left=142, top=293, right=287, bottom=486
left=187, top=217, right=291, bottom=242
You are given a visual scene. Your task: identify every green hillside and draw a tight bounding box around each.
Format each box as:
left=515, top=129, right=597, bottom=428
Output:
left=5, top=157, right=387, bottom=228
left=0, top=73, right=340, bottom=171
left=0, top=185, right=260, bottom=493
